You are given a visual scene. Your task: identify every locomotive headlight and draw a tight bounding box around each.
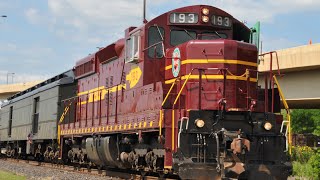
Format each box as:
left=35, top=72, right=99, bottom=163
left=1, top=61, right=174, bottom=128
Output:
left=263, top=121, right=272, bottom=131
left=202, top=8, right=210, bottom=15
left=195, top=119, right=205, bottom=128
left=202, top=16, right=209, bottom=23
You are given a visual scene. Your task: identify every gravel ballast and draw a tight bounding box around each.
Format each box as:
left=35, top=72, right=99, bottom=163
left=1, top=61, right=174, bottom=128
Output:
left=0, top=159, right=120, bottom=180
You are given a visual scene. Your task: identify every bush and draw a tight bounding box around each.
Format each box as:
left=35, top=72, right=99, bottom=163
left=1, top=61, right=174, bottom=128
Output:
left=308, top=149, right=320, bottom=179
left=292, top=146, right=320, bottom=179
left=292, top=146, right=314, bottom=163
left=293, top=161, right=314, bottom=179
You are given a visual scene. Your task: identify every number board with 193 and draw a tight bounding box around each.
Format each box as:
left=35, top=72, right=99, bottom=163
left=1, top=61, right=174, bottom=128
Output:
left=169, top=13, right=199, bottom=24
left=211, top=15, right=232, bottom=28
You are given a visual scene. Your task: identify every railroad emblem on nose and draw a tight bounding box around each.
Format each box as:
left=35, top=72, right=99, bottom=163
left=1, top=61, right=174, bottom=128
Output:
left=172, top=47, right=181, bottom=77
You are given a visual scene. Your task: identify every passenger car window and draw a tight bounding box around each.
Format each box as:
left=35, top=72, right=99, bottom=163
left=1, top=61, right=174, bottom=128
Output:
left=148, top=26, right=165, bottom=58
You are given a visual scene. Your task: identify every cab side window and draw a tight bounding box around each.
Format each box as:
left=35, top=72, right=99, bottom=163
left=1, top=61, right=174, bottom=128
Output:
left=148, top=26, right=164, bottom=58
left=126, top=31, right=140, bottom=63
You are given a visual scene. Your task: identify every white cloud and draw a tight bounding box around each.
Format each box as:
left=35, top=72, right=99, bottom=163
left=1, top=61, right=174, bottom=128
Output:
left=0, top=43, right=55, bottom=64
left=262, top=37, right=300, bottom=52
left=27, top=1, right=143, bottom=49
left=0, top=43, right=66, bottom=81
left=47, top=0, right=143, bottom=29
left=0, top=43, right=17, bottom=51
left=42, top=0, right=145, bottom=46
left=87, top=37, right=102, bottom=44
left=25, top=8, right=40, bottom=24
left=17, top=1, right=320, bottom=50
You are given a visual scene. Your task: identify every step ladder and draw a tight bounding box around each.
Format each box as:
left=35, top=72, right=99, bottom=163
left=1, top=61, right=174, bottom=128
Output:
left=273, top=75, right=292, bottom=154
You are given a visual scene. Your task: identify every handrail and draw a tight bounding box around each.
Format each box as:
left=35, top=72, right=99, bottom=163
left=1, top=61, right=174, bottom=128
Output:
left=173, top=71, right=194, bottom=105
left=159, top=78, right=179, bottom=136
left=259, top=51, right=281, bottom=76
left=57, top=101, right=73, bottom=146
left=173, top=67, right=221, bottom=106
left=162, top=67, right=248, bottom=151
left=178, top=117, right=189, bottom=148
left=170, top=68, right=220, bottom=151
left=171, top=69, right=195, bottom=151
left=259, top=51, right=282, bottom=113
left=273, top=75, right=291, bottom=155
left=161, top=78, right=178, bottom=106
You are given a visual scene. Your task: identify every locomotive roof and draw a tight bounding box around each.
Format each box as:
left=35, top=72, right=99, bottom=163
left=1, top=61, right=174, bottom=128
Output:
left=144, top=4, right=249, bottom=30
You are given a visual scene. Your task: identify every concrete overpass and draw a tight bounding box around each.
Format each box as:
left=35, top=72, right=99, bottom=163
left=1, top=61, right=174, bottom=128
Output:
left=0, top=81, right=43, bottom=101
left=258, top=43, right=320, bottom=108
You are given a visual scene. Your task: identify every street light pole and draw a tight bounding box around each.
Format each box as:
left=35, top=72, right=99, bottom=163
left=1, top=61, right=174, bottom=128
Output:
left=6, top=73, right=14, bottom=84
left=11, top=73, right=14, bottom=83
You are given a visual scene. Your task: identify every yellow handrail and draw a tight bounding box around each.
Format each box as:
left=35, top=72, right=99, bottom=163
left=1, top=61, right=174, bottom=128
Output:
left=173, top=71, right=193, bottom=105
left=162, top=78, right=178, bottom=106
left=57, top=102, right=72, bottom=146
left=159, top=78, right=178, bottom=136
left=159, top=109, right=163, bottom=135
left=159, top=78, right=179, bottom=136
left=171, top=71, right=193, bottom=151
left=273, top=75, right=292, bottom=154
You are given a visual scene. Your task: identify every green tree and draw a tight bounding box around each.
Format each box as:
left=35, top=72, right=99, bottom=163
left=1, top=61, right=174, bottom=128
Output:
left=313, top=113, right=320, bottom=136
left=291, top=109, right=320, bottom=135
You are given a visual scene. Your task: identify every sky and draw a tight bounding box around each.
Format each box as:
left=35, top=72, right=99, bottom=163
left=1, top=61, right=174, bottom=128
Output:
left=0, top=0, right=319, bottom=84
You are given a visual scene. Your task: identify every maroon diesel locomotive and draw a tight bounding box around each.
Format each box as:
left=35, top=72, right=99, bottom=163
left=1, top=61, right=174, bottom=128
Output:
left=59, top=5, right=292, bottom=179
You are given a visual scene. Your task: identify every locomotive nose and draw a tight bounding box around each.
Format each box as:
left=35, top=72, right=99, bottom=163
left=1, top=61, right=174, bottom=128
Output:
left=165, top=39, right=258, bottom=80
left=165, top=39, right=258, bottom=111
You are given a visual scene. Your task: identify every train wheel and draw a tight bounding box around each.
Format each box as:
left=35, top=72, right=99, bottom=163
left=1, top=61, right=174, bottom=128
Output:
left=87, top=163, right=92, bottom=172
left=140, top=170, right=147, bottom=180
left=158, top=171, right=165, bottom=180
left=98, top=165, right=103, bottom=174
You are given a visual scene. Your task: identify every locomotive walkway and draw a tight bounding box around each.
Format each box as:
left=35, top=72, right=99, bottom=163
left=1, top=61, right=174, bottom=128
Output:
left=258, top=43, right=320, bottom=108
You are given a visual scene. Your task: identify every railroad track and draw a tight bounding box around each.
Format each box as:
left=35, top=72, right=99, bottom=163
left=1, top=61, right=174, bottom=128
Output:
left=1, top=157, right=176, bottom=180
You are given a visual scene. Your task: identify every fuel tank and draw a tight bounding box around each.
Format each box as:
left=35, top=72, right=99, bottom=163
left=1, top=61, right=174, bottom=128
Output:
left=85, top=136, right=119, bottom=167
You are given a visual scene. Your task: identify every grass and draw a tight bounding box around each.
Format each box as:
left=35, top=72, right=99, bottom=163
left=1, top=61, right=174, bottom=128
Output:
left=0, top=170, right=26, bottom=180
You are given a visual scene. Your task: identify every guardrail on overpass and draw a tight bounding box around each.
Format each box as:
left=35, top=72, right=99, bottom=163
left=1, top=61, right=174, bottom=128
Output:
left=258, top=43, right=320, bottom=108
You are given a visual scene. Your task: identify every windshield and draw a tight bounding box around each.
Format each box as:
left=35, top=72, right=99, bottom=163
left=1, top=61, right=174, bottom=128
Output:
left=170, top=30, right=196, bottom=46
left=200, top=32, right=227, bottom=40
left=170, top=29, right=228, bottom=46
